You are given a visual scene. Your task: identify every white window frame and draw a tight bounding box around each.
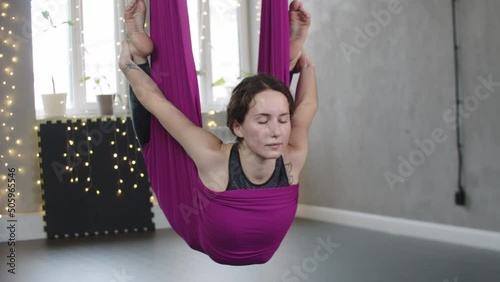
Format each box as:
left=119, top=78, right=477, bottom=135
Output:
left=67, top=0, right=126, bottom=116
left=194, top=0, right=258, bottom=113
left=33, top=0, right=259, bottom=118
left=33, top=0, right=127, bottom=119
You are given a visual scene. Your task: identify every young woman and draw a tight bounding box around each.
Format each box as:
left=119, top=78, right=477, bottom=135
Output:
left=118, top=0, right=318, bottom=265
left=120, top=0, right=317, bottom=192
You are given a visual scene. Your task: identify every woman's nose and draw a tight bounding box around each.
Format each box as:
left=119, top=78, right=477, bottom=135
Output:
left=269, top=121, right=280, bottom=136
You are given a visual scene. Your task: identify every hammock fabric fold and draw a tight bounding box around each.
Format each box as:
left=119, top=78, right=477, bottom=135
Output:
left=145, top=0, right=297, bottom=265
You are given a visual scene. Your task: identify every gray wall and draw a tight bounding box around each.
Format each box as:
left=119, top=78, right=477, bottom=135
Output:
left=0, top=0, right=40, bottom=214
left=299, top=0, right=500, bottom=232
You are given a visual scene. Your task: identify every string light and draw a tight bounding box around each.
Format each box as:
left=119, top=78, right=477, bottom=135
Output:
left=0, top=0, right=24, bottom=215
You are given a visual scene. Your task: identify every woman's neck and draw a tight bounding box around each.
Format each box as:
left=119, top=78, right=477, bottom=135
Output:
left=237, top=142, right=276, bottom=184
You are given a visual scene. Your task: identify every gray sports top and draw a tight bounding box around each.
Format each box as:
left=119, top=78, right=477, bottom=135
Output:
left=226, top=142, right=290, bottom=190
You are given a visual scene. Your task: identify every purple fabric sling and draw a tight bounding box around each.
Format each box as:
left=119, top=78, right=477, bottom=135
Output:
left=145, top=0, right=297, bottom=265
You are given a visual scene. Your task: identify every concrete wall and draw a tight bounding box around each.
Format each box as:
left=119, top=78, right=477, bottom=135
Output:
left=0, top=0, right=41, bottom=215
left=299, top=0, right=500, bottom=232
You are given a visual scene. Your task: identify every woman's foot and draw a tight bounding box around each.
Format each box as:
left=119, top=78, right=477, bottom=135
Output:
left=125, top=0, right=153, bottom=64
left=289, top=0, right=311, bottom=71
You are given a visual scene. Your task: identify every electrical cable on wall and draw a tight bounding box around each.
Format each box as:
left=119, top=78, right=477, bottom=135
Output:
left=452, top=0, right=466, bottom=206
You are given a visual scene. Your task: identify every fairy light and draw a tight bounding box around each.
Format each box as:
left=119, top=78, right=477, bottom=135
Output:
left=0, top=2, right=23, bottom=216
left=34, top=117, right=149, bottom=228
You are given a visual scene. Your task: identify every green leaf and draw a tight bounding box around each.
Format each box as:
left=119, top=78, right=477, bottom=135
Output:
left=211, top=77, right=225, bottom=87
left=80, top=76, right=92, bottom=83
left=63, top=20, right=74, bottom=26
left=42, top=11, right=50, bottom=20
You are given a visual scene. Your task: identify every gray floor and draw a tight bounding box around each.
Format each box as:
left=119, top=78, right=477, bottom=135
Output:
left=1, top=218, right=499, bottom=282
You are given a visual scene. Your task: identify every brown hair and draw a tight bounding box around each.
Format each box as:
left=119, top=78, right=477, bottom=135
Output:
left=226, top=73, right=294, bottom=141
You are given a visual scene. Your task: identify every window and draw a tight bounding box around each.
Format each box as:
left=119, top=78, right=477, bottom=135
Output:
left=31, top=0, right=257, bottom=119
left=185, top=0, right=258, bottom=112
left=196, top=0, right=243, bottom=112
left=32, top=0, right=125, bottom=119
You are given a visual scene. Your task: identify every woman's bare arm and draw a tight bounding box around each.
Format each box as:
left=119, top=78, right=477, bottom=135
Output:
left=120, top=54, right=224, bottom=169
left=288, top=51, right=318, bottom=152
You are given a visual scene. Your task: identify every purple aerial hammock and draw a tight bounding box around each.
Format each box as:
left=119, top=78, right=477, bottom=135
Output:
left=144, top=0, right=296, bottom=265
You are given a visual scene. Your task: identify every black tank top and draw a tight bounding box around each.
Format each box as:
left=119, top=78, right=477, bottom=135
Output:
left=226, top=142, right=290, bottom=190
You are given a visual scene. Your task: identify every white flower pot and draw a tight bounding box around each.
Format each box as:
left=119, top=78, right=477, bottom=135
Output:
left=97, top=94, right=115, bottom=116
left=41, top=93, right=67, bottom=118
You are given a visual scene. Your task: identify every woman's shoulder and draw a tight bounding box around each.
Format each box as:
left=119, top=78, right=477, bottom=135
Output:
left=197, top=142, right=233, bottom=192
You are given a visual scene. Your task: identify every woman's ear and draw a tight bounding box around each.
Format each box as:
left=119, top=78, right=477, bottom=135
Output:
left=232, top=122, right=244, bottom=139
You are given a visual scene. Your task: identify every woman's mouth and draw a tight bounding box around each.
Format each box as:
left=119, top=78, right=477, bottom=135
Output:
left=267, top=143, right=282, bottom=149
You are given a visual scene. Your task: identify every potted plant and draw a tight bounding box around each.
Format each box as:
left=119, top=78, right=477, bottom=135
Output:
left=81, top=75, right=115, bottom=116
left=41, top=76, right=67, bottom=118
left=40, top=11, right=73, bottom=118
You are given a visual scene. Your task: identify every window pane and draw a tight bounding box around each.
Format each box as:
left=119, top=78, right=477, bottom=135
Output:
left=81, top=0, right=117, bottom=102
left=31, top=0, right=71, bottom=110
left=188, top=0, right=200, bottom=72
left=209, top=0, right=240, bottom=105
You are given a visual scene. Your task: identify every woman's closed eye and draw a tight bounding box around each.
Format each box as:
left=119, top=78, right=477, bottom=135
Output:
left=257, top=118, right=289, bottom=124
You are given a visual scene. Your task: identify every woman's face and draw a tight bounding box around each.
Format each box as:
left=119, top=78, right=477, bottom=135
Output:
left=233, top=89, right=291, bottom=160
